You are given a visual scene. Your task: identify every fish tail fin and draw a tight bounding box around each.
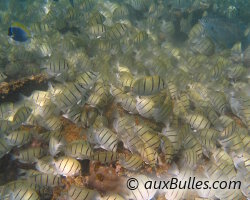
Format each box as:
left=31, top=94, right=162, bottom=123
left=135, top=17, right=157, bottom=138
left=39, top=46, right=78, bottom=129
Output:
left=49, top=136, right=65, bottom=157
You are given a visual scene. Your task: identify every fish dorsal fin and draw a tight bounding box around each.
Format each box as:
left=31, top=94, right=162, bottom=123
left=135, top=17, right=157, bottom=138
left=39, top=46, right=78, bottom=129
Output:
left=12, top=22, right=31, bottom=37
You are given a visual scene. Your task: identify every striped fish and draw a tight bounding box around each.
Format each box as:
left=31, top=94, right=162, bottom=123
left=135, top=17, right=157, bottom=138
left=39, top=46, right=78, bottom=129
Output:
left=134, top=125, right=160, bottom=150
left=119, top=153, right=144, bottom=171
left=238, top=129, right=250, bottom=152
left=113, top=115, right=135, bottom=147
left=210, top=63, right=223, bottom=80
left=164, top=167, right=194, bottom=200
left=200, top=104, right=219, bottom=126
left=161, top=125, right=182, bottom=154
left=110, top=84, right=124, bottom=99
left=65, top=140, right=93, bottom=160
left=0, top=180, right=35, bottom=199
left=55, top=82, right=89, bottom=111
left=4, top=130, right=32, bottom=147
left=87, top=11, right=106, bottom=25
left=75, top=71, right=99, bottom=89
left=29, top=90, right=51, bottom=107
left=28, top=172, right=63, bottom=187
left=18, top=169, right=41, bottom=177
left=166, top=80, right=179, bottom=100
left=80, top=108, right=98, bottom=128
left=90, top=127, right=118, bottom=152
left=100, top=194, right=125, bottom=200
left=227, top=65, right=246, bottom=80
left=191, top=36, right=215, bottom=56
left=153, top=95, right=172, bottom=123
left=217, top=189, right=244, bottom=200
left=92, top=150, right=119, bottom=164
left=187, top=82, right=209, bottom=102
left=92, top=116, right=109, bottom=129
left=42, top=115, right=62, bottom=131
left=179, top=93, right=190, bottom=110
left=136, top=95, right=164, bottom=119
left=38, top=42, right=52, bottom=57
left=235, top=96, right=250, bottom=130
left=10, top=187, right=40, bottom=200
left=183, top=133, right=203, bottom=158
left=106, top=23, right=128, bottom=40
left=240, top=152, right=250, bottom=172
left=45, top=56, right=69, bottom=76
left=208, top=91, right=228, bottom=115
left=220, top=120, right=237, bottom=139
left=35, top=156, right=56, bottom=174
left=173, top=98, right=188, bottom=117
left=26, top=115, right=40, bottom=127
left=79, top=0, right=96, bottom=11
left=113, top=4, right=129, bottom=20
left=204, top=161, right=230, bottom=187
left=0, top=120, right=14, bottom=135
left=13, top=147, right=46, bottom=164
left=12, top=106, right=32, bottom=128
left=118, top=94, right=138, bottom=114
left=184, top=113, right=211, bottom=130
left=63, top=105, right=82, bottom=124
left=117, top=72, right=134, bottom=92
left=198, top=128, right=219, bottom=152
left=211, top=149, right=236, bottom=180
left=49, top=131, right=65, bottom=157
left=132, top=75, right=165, bottom=96
left=123, top=134, right=143, bottom=153
left=66, top=7, right=84, bottom=21
left=95, top=40, right=116, bottom=52
left=216, top=115, right=234, bottom=128
left=87, top=24, right=106, bottom=39
left=30, top=22, right=51, bottom=34
left=160, top=136, right=174, bottom=164
left=199, top=127, right=220, bottom=140
left=66, top=185, right=97, bottom=200
left=87, top=82, right=110, bottom=108
left=181, top=149, right=198, bottom=168
left=126, top=0, right=148, bottom=11
left=189, top=23, right=204, bottom=39
left=133, top=31, right=148, bottom=44
left=53, top=156, right=81, bottom=176
left=163, top=44, right=182, bottom=61
left=36, top=102, right=60, bottom=119
left=219, top=133, right=244, bottom=153
left=138, top=142, right=158, bottom=167
left=0, top=102, right=13, bottom=120
left=113, top=114, right=135, bottom=135
left=0, top=137, right=12, bottom=159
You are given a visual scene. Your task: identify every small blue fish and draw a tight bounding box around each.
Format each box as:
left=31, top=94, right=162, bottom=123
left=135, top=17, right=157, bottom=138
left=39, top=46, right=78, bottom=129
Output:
left=8, top=22, right=30, bottom=42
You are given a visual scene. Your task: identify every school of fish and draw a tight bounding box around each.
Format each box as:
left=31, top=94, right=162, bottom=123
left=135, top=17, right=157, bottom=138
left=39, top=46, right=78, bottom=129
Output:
left=0, top=0, right=250, bottom=200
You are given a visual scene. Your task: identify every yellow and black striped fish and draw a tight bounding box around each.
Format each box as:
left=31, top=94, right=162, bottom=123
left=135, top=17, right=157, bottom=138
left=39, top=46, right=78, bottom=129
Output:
left=132, top=75, right=165, bottom=96
left=53, top=156, right=81, bottom=177
left=65, top=140, right=93, bottom=160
